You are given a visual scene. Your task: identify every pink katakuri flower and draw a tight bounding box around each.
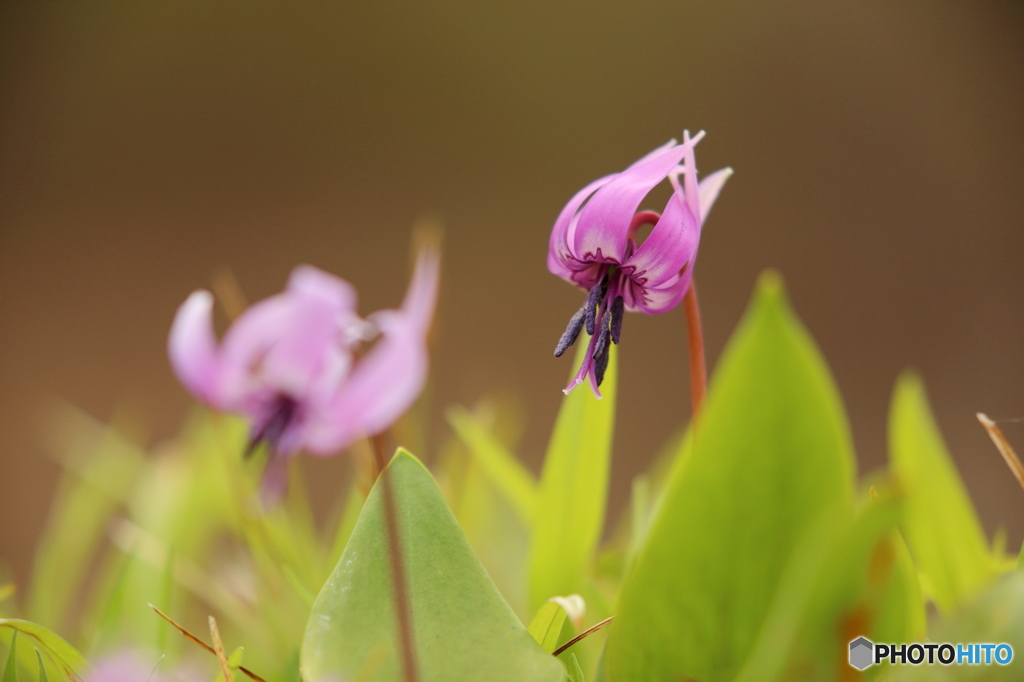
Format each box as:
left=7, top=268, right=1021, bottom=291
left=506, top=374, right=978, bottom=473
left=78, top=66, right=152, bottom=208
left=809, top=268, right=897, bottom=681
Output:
left=85, top=650, right=201, bottom=682
left=169, top=247, right=439, bottom=498
left=548, top=131, right=731, bottom=397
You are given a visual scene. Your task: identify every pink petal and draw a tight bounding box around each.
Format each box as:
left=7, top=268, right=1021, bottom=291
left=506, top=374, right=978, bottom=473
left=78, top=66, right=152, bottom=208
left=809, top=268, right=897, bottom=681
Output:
left=303, top=247, right=439, bottom=455
left=627, top=273, right=689, bottom=315
left=547, top=174, right=614, bottom=282
left=216, top=295, right=296, bottom=408
left=400, top=244, right=441, bottom=334
left=698, top=167, right=733, bottom=224
left=622, top=191, right=699, bottom=289
left=305, top=311, right=428, bottom=455
left=681, top=130, right=701, bottom=222
left=217, top=266, right=358, bottom=408
left=572, top=141, right=689, bottom=264
left=168, top=290, right=224, bottom=407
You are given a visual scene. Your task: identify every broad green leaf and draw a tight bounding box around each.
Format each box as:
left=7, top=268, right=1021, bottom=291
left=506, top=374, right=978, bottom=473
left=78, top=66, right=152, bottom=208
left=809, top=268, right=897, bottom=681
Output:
left=301, top=450, right=565, bottom=682
left=451, top=452, right=532, bottom=619
left=3, top=632, right=17, bottom=682
left=888, top=373, right=998, bottom=612
left=529, top=602, right=569, bottom=653
left=892, top=572, right=1024, bottom=681
left=447, top=406, right=537, bottom=526
left=872, top=529, right=926, bottom=646
left=606, top=272, right=856, bottom=682
left=0, top=620, right=91, bottom=681
left=733, top=485, right=918, bottom=682
left=528, top=336, right=617, bottom=611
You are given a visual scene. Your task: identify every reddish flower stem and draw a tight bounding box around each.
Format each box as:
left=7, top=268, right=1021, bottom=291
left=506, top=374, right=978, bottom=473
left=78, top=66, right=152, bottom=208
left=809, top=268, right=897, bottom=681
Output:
left=371, top=433, right=419, bottom=682
left=683, top=281, right=707, bottom=419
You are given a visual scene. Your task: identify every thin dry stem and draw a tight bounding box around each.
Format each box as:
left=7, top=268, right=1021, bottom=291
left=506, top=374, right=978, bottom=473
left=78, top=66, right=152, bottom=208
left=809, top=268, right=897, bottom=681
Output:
left=371, top=434, right=420, bottom=682
left=977, top=413, right=1024, bottom=493
left=552, top=616, right=616, bottom=657
left=208, top=616, right=234, bottom=682
left=148, top=605, right=267, bottom=682
left=211, top=267, right=248, bottom=321
left=683, top=281, right=707, bottom=419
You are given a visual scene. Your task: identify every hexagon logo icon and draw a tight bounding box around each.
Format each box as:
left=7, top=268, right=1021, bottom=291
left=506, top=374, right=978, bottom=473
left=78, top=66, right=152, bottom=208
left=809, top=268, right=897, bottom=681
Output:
left=849, top=637, right=874, bottom=670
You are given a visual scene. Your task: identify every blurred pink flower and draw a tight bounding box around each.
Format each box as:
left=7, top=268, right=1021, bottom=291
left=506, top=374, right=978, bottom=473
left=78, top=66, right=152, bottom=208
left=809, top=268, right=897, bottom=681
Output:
left=169, top=247, right=439, bottom=498
left=548, top=131, right=731, bottom=396
left=86, top=650, right=199, bottom=682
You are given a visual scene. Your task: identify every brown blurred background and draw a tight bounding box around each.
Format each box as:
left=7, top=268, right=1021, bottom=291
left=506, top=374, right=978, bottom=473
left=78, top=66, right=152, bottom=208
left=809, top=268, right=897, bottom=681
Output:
left=2, top=0, right=1022, bottom=589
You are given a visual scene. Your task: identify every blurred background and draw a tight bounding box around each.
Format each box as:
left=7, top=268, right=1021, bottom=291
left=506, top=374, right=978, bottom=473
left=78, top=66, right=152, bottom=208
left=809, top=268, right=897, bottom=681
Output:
left=1, top=0, right=1022, bottom=591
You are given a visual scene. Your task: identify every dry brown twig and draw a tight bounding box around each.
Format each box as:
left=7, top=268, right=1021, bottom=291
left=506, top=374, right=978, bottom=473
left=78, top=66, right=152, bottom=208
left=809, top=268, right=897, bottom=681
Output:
left=977, top=413, right=1024, bottom=492
left=148, top=604, right=267, bottom=682
left=552, top=616, right=616, bottom=657
left=208, top=615, right=234, bottom=682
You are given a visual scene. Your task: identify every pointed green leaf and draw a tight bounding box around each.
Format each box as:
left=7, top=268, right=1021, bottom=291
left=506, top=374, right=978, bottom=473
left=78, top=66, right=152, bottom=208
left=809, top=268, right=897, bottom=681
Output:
left=528, top=602, right=569, bottom=653
left=892, top=572, right=1024, bottom=681
left=447, top=406, right=537, bottom=526
left=607, top=272, right=856, bottom=682
left=3, top=632, right=18, bottom=682
left=528, top=336, right=616, bottom=611
left=733, top=486, right=916, bottom=682
left=0, top=621, right=91, bottom=681
left=35, top=650, right=49, bottom=682
left=28, top=407, right=143, bottom=632
left=888, top=373, right=998, bottom=612
left=301, top=450, right=564, bottom=682
left=565, top=654, right=586, bottom=682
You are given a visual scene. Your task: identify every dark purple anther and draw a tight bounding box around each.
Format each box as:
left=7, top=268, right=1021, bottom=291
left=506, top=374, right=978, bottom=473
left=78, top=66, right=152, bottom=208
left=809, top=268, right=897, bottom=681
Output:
left=583, top=275, right=606, bottom=336
left=593, top=337, right=611, bottom=387
left=610, top=295, right=624, bottom=344
left=592, top=308, right=610, bottom=361
left=245, top=395, right=298, bottom=458
left=555, top=306, right=587, bottom=357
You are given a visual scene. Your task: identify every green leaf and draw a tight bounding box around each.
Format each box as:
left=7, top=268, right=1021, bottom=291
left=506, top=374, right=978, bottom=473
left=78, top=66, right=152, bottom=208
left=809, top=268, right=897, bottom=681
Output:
left=35, top=650, right=49, bottom=682
left=733, top=485, right=917, bottom=682
left=0, top=620, right=91, bottom=681
left=447, top=406, right=537, bottom=526
left=565, top=654, right=586, bottom=682
left=528, top=336, right=617, bottom=611
left=892, top=572, right=1024, bottom=681
left=606, top=272, right=856, bottom=682
left=528, top=602, right=569, bottom=653
left=888, top=372, right=998, bottom=612
left=3, top=631, right=17, bottom=682
left=301, top=450, right=565, bottom=682
left=28, top=406, right=143, bottom=632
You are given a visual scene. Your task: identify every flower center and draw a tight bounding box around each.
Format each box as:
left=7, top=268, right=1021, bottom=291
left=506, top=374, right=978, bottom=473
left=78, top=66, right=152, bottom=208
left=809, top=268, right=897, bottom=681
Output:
left=245, top=394, right=299, bottom=457
left=553, top=268, right=625, bottom=388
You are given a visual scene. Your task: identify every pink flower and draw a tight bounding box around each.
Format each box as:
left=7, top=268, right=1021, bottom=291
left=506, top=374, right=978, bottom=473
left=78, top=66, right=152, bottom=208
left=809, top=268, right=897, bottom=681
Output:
left=169, top=247, right=440, bottom=498
left=548, top=131, right=731, bottom=396
left=86, top=650, right=200, bottom=682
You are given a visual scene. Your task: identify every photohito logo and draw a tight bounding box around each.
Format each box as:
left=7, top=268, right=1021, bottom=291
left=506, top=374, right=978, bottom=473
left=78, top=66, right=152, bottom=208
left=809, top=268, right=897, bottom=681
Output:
left=848, top=637, right=1013, bottom=670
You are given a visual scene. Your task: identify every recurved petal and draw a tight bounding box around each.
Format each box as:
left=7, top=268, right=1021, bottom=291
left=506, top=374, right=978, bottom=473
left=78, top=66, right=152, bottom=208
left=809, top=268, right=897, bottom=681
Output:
left=216, top=294, right=295, bottom=406
left=627, top=273, right=690, bottom=315
left=304, top=311, right=428, bottom=455
left=168, top=290, right=224, bottom=407
left=400, top=244, right=441, bottom=334
left=258, top=289, right=353, bottom=399
left=622, top=191, right=699, bottom=289
left=548, top=174, right=613, bottom=280
left=572, top=141, right=691, bottom=264
left=287, top=264, right=358, bottom=312
left=698, top=167, right=733, bottom=223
